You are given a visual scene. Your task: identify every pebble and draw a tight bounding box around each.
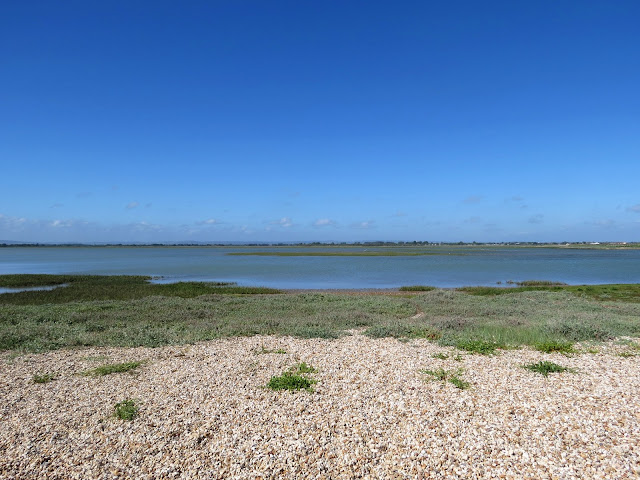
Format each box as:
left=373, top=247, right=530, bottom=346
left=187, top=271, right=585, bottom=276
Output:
left=0, top=335, right=638, bottom=479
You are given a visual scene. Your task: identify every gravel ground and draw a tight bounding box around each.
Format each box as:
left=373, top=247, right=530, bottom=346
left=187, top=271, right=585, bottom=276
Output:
left=1, top=334, right=639, bottom=479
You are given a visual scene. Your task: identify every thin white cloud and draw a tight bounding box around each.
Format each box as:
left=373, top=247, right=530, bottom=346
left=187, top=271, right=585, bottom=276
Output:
left=270, top=217, right=294, bottom=228
left=351, top=220, right=375, bottom=229
left=51, top=219, right=74, bottom=228
left=313, top=218, right=337, bottom=227
left=196, top=218, right=221, bottom=226
left=126, top=202, right=139, bottom=210
left=528, top=214, right=544, bottom=224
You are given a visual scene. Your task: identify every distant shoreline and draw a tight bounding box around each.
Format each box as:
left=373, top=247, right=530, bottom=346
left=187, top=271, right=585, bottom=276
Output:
left=2, top=242, right=639, bottom=249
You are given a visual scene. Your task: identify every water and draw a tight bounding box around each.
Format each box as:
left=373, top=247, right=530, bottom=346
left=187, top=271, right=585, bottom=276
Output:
left=0, top=284, right=68, bottom=294
left=1, top=246, right=639, bottom=289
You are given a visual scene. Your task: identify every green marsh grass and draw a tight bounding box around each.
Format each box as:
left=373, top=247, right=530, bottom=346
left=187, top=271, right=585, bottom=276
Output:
left=0, top=275, right=280, bottom=306
left=227, top=251, right=445, bottom=257
left=534, top=341, right=576, bottom=354
left=399, top=285, right=436, bottom=292
left=2, top=275, right=640, bottom=353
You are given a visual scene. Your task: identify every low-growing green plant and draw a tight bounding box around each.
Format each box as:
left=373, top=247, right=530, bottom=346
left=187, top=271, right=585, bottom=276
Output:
left=522, top=361, right=573, bottom=377
left=267, top=371, right=315, bottom=392
left=617, top=351, right=639, bottom=358
left=399, top=285, right=436, bottom=292
left=449, top=376, right=470, bottom=390
left=114, top=399, right=139, bottom=420
left=364, top=324, right=441, bottom=340
left=83, top=361, right=143, bottom=376
left=32, top=373, right=55, bottom=384
left=431, top=352, right=449, bottom=360
left=420, top=367, right=470, bottom=389
left=534, top=341, right=575, bottom=354
left=293, top=362, right=317, bottom=374
left=455, top=340, right=504, bottom=355
left=257, top=346, right=287, bottom=354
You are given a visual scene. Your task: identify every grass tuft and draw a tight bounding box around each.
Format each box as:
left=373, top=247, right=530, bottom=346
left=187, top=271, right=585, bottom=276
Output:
left=364, top=324, right=441, bottom=340
left=114, top=399, right=139, bottom=420
left=83, top=361, right=143, bottom=376
left=293, top=362, right=317, bottom=374
left=32, top=373, right=55, bottom=384
left=534, top=341, right=575, bottom=354
left=257, top=346, right=287, bottom=354
left=420, top=367, right=470, bottom=389
left=267, top=371, right=315, bottom=392
left=522, top=360, right=573, bottom=377
left=455, top=340, right=504, bottom=355
left=431, top=352, right=450, bottom=360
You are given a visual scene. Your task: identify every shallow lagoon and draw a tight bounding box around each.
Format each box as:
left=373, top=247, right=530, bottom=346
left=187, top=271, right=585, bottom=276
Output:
left=1, top=246, right=639, bottom=289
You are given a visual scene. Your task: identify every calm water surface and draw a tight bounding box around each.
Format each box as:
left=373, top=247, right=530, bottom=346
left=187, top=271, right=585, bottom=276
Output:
left=1, top=246, right=639, bottom=289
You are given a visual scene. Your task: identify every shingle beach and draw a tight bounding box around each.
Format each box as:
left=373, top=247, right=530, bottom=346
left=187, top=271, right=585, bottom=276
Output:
left=1, top=334, right=639, bottom=479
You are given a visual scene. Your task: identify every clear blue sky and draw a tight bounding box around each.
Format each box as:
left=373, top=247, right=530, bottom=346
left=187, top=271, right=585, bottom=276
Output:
left=1, top=0, right=639, bottom=243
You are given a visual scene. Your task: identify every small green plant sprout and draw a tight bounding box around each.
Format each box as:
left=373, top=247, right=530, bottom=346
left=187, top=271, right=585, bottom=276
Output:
left=431, top=352, right=449, bottom=360
left=522, top=361, right=574, bottom=377
left=267, top=371, right=315, bottom=392
left=83, top=361, right=143, bottom=377
left=534, top=341, right=576, bottom=354
left=455, top=340, right=504, bottom=355
left=420, top=367, right=470, bottom=389
left=114, top=399, right=139, bottom=420
left=257, top=346, right=287, bottom=354
left=32, top=373, right=55, bottom=384
left=292, top=362, right=317, bottom=374
left=617, top=351, right=639, bottom=358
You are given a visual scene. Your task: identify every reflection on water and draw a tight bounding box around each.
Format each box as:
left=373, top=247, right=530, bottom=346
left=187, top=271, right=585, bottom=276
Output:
left=0, top=284, right=68, bottom=294
left=1, top=247, right=640, bottom=289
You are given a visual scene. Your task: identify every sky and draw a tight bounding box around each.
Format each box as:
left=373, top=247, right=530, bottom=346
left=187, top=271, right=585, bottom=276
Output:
left=1, top=0, right=639, bottom=243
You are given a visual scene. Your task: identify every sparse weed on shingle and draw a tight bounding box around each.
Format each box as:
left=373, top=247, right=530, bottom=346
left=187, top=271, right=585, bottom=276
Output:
left=267, top=371, right=315, bottom=392
left=267, top=361, right=318, bottom=392
left=32, top=373, right=55, bottom=384
left=431, top=352, right=450, bottom=360
left=292, top=362, right=317, bottom=374
left=256, top=346, right=287, bottom=354
left=82, top=361, right=143, bottom=377
left=420, top=367, right=470, bottom=389
left=114, top=399, right=139, bottom=420
left=617, top=351, right=639, bottom=358
left=534, top=341, right=576, bottom=354
left=522, top=360, right=574, bottom=377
